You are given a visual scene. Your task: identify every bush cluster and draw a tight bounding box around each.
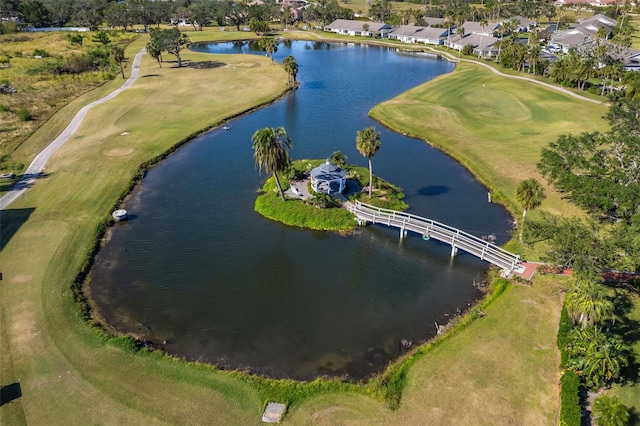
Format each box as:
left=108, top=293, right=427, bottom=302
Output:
left=556, top=306, right=572, bottom=368
left=559, top=370, right=581, bottom=426
left=17, top=108, right=33, bottom=121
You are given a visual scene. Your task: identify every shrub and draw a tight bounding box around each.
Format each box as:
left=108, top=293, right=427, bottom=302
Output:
left=559, top=370, right=582, bottom=426
left=0, top=21, right=18, bottom=34
left=68, top=34, right=84, bottom=45
left=557, top=306, right=572, bottom=368
left=17, top=108, right=33, bottom=121
left=462, top=44, right=474, bottom=56
left=0, top=104, right=9, bottom=112
left=33, top=48, right=50, bottom=57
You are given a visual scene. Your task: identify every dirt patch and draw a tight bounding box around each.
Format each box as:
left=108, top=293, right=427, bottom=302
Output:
left=104, top=148, right=134, bottom=157
left=310, top=406, right=344, bottom=421
left=11, top=274, right=33, bottom=283
left=233, top=62, right=259, bottom=68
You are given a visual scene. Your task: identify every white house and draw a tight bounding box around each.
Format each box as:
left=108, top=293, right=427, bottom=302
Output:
left=447, top=33, right=499, bottom=57
left=325, top=19, right=392, bottom=38
left=388, top=25, right=448, bottom=44
left=310, top=161, right=347, bottom=195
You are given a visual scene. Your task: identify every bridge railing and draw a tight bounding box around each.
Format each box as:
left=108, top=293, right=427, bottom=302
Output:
left=348, top=200, right=520, bottom=271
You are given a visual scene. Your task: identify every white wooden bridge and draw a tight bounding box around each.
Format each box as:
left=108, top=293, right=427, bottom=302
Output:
left=345, top=200, right=524, bottom=275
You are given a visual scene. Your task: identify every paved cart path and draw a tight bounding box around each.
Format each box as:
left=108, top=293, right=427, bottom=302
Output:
left=0, top=48, right=145, bottom=211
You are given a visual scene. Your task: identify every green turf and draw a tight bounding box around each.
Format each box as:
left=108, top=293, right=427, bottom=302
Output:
left=370, top=61, right=608, bottom=225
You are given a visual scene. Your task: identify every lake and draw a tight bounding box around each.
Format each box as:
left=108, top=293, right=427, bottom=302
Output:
left=89, top=40, right=513, bottom=380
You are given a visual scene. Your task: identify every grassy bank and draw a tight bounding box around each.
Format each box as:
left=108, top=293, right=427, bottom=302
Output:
left=370, top=61, right=608, bottom=225
left=1, top=27, right=594, bottom=424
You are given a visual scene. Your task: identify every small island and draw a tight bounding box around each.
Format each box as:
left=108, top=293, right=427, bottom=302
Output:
left=255, top=157, right=408, bottom=232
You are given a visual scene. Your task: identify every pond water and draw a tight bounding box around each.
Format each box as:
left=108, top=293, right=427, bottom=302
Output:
left=90, top=41, right=513, bottom=380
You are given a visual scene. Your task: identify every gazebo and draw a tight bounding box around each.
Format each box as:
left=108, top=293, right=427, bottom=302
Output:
left=310, top=160, right=347, bottom=195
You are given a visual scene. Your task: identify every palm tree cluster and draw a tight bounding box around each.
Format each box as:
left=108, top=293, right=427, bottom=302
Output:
left=282, top=56, right=299, bottom=88
left=561, top=279, right=629, bottom=392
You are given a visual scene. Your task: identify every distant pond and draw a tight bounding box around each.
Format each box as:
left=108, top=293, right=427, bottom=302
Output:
left=90, top=40, right=513, bottom=380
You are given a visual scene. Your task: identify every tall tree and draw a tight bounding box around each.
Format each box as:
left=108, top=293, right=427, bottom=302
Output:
left=252, top=127, right=292, bottom=201
left=516, top=178, right=545, bottom=221
left=356, top=127, right=381, bottom=198
left=478, top=18, right=488, bottom=58
left=145, top=37, right=163, bottom=67
left=516, top=178, right=545, bottom=242
left=149, top=27, right=189, bottom=67
left=456, top=26, right=465, bottom=57
left=258, top=36, right=278, bottom=63
left=19, top=0, right=52, bottom=27
left=282, top=55, right=298, bottom=88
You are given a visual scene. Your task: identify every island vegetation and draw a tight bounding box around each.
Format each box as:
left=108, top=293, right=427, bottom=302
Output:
left=252, top=124, right=407, bottom=232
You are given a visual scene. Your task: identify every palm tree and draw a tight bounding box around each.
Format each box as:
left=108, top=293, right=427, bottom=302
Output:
left=565, top=280, right=614, bottom=329
left=567, top=326, right=628, bottom=389
left=282, top=56, right=298, bottom=88
left=516, top=178, right=545, bottom=242
left=252, top=127, right=292, bottom=201
left=516, top=178, right=545, bottom=221
left=478, top=18, right=488, bottom=58
left=355, top=127, right=381, bottom=198
left=456, top=26, right=465, bottom=57
left=258, top=37, right=278, bottom=63
left=592, top=395, right=629, bottom=426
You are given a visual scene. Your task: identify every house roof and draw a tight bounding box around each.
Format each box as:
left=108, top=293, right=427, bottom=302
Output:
left=325, top=19, right=391, bottom=32
left=578, top=14, right=617, bottom=27
left=310, top=161, right=346, bottom=181
left=389, top=25, right=424, bottom=38
left=551, top=31, right=592, bottom=48
left=389, top=25, right=448, bottom=38
left=505, top=16, right=536, bottom=29
left=449, top=33, right=498, bottom=48
left=412, top=27, right=449, bottom=40
left=421, top=17, right=445, bottom=27
left=461, top=21, right=500, bottom=34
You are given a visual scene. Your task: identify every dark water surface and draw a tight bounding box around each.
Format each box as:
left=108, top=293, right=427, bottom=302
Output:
left=90, top=41, right=513, bottom=380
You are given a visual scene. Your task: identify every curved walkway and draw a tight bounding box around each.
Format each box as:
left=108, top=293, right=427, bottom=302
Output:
left=445, top=51, right=604, bottom=105
left=0, top=48, right=146, bottom=211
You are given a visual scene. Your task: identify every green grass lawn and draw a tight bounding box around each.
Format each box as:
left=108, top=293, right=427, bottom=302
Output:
left=608, top=290, right=640, bottom=417
left=370, top=61, right=608, bottom=223
left=0, top=27, right=603, bottom=424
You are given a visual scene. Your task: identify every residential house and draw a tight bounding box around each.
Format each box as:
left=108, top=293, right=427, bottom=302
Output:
left=447, top=33, right=499, bottom=57
left=324, top=19, right=392, bottom=38
left=504, top=16, right=537, bottom=32
left=548, top=14, right=615, bottom=53
left=388, top=25, right=448, bottom=45
left=461, top=21, right=501, bottom=36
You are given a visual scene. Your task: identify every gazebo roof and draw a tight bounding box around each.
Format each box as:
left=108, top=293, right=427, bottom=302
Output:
left=310, top=161, right=346, bottom=181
